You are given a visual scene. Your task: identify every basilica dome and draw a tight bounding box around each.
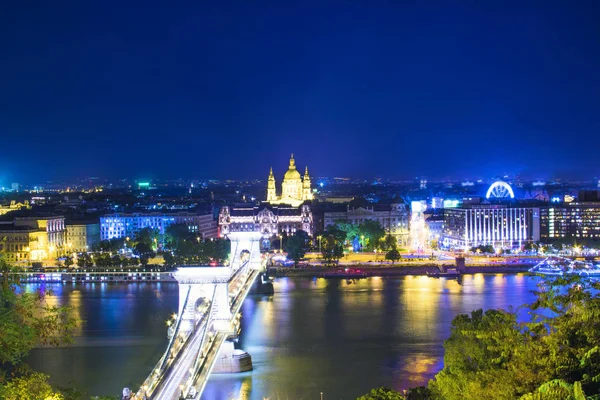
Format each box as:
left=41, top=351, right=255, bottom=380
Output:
left=283, top=154, right=301, bottom=181
left=284, top=166, right=301, bottom=181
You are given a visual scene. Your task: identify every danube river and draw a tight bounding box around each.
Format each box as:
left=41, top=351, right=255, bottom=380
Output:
left=26, top=274, right=539, bottom=399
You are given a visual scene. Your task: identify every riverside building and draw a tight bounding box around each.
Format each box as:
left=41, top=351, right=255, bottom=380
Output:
left=442, top=204, right=540, bottom=250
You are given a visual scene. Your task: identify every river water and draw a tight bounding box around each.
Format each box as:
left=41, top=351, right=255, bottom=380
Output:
left=26, top=274, right=539, bottom=399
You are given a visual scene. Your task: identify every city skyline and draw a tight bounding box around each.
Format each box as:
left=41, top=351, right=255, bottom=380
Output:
left=2, top=1, right=599, bottom=183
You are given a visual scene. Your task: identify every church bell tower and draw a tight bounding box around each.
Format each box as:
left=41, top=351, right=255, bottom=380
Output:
left=267, top=167, right=277, bottom=202
left=302, top=166, right=313, bottom=200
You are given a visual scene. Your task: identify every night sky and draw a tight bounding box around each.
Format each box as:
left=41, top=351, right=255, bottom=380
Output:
left=1, top=1, right=599, bottom=183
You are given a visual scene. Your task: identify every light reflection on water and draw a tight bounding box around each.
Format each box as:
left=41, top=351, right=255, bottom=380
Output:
left=25, top=275, right=538, bottom=399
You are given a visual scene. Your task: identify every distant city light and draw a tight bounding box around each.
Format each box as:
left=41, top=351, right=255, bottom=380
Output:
left=138, top=182, right=150, bottom=188
left=443, top=199, right=460, bottom=208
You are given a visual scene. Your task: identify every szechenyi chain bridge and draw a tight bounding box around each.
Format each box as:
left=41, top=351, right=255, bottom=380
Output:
left=129, top=232, right=266, bottom=400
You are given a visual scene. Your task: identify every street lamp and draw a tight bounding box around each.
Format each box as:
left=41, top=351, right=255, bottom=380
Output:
left=317, top=235, right=322, bottom=253
left=279, top=234, right=283, bottom=253
left=360, top=235, right=365, bottom=252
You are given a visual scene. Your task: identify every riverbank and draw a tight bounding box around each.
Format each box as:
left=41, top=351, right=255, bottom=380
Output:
left=268, top=263, right=534, bottom=277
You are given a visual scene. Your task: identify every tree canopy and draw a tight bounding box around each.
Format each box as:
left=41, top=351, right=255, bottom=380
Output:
left=0, top=257, right=78, bottom=398
left=428, top=275, right=600, bottom=400
left=285, top=230, right=308, bottom=267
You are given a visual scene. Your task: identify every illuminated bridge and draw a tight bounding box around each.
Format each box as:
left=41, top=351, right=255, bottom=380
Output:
left=132, top=232, right=265, bottom=400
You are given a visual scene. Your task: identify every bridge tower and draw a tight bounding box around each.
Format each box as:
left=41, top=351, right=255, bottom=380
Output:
left=174, top=267, right=232, bottom=333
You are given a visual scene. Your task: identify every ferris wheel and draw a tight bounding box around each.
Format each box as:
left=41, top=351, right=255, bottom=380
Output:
left=486, top=181, right=515, bottom=199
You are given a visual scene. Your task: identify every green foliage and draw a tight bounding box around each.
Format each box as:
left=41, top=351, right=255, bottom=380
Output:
left=136, top=227, right=158, bottom=244
left=0, top=372, right=64, bottom=400
left=64, top=256, right=74, bottom=268
left=383, top=234, right=397, bottom=251
left=358, top=220, right=386, bottom=251
left=406, top=386, right=432, bottom=400
left=76, top=253, right=94, bottom=268
left=357, top=386, right=405, bottom=400
left=470, top=244, right=495, bottom=254
left=285, top=230, right=307, bottom=267
left=385, top=249, right=401, bottom=263
left=428, top=276, right=600, bottom=400
left=0, top=257, right=77, bottom=395
left=336, top=221, right=360, bottom=243
left=95, top=238, right=124, bottom=253
left=93, top=253, right=112, bottom=268
left=166, top=236, right=231, bottom=265
left=321, top=236, right=344, bottom=264
left=164, top=223, right=194, bottom=249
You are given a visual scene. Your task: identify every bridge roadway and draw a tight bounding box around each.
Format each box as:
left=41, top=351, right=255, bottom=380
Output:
left=136, top=249, right=262, bottom=400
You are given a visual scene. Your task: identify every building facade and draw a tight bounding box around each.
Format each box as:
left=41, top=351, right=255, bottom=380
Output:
left=219, top=204, right=313, bottom=238
left=0, top=226, right=47, bottom=263
left=266, top=154, right=313, bottom=207
left=323, top=203, right=410, bottom=245
left=100, top=212, right=217, bottom=241
left=442, top=205, right=540, bottom=249
left=14, top=216, right=66, bottom=257
left=0, top=215, right=66, bottom=263
left=0, top=200, right=31, bottom=216
left=66, top=221, right=100, bottom=253
left=540, top=202, right=600, bottom=241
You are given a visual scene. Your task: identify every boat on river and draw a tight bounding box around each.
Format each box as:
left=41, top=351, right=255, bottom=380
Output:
left=323, top=268, right=367, bottom=279
left=427, top=266, right=461, bottom=278
left=529, top=256, right=600, bottom=277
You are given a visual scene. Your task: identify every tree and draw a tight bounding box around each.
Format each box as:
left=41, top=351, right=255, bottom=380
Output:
left=285, top=230, right=307, bottom=267
left=76, top=253, right=94, bottom=268
left=134, top=242, right=155, bottom=266
left=110, top=255, right=122, bottom=268
left=0, top=372, right=64, bottom=400
left=336, top=221, right=360, bottom=244
left=165, top=223, right=194, bottom=251
left=0, top=257, right=76, bottom=395
left=358, top=386, right=405, bottom=400
left=358, top=220, right=386, bottom=251
left=136, top=227, right=160, bottom=250
left=385, top=249, right=401, bottom=264
left=428, top=276, right=600, bottom=400
left=321, top=234, right=344, bottom=264
left=383, top=234, right=397, bottom=251
left=64, top=256, right=74, bottom=268
left=93, top=253, right=112, bottom=268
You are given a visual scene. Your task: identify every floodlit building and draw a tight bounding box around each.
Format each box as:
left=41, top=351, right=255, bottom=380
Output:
left=442, top=204, right=540, bottom=249
left=540, top=202, right=600, bottom=241
left=219, top=204, right=313, bottom=239
left=100, top=212, right=217, bottom=241
left=266, top=154, right=314, bottom=207
left=0, top=200, right=31, bottom=216
left=0, top=215, right=66, bottom=263
left=323, top=203, right=410, bottom=246
left=66, top=221, right=100, bottom=253
left=0, top=226, right=48, bottom=263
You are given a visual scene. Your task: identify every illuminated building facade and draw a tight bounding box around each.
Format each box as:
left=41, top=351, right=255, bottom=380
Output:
left=442, top=205, right=540, bottom=249
left=0, top=227, right=47, bottom=263
left=323, top=203, right=409, bottom=245
left=219, top=204, right=313, bottom=239
left=0, top=200, right=31, bottom=216
left=540, top=202, right=600, bottom=240
left=100, top=212, right=217, bottom=241
left=0, top=215, right=66, bottom=263
left=66, top=221, right=100, bottom=253
left=266, top=154, right=313, bottom=207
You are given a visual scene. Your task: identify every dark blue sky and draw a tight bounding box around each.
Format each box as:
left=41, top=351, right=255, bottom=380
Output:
left=1, top=1, right=599, bottom=183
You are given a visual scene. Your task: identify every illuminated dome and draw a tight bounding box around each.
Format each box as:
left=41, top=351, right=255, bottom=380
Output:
left=284, top=167, right=301, bottom=180
left=283, top=154, right=301, bottom=180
